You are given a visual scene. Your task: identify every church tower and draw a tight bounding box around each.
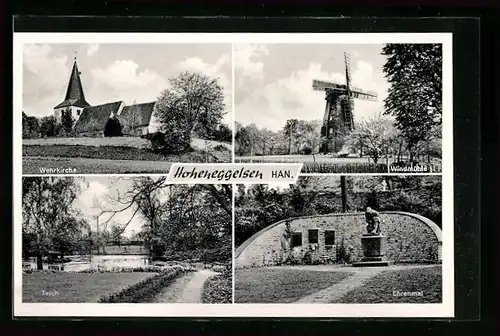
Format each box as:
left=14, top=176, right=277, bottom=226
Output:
left=54, top=55, right=91, bottom=123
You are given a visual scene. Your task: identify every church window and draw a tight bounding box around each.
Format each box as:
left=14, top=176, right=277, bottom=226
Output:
left=77, top=109, right=81, bottom=116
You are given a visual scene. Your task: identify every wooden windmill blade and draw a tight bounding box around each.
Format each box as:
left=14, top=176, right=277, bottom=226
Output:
left=344, top=52, right=352, bottom=97
left=349, top=87, right=378, bottom=101
left=312, top=79, right=343, bottom=92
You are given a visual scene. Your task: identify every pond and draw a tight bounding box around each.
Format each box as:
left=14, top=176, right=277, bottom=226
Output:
left=24, top=255, right=151, bottom=272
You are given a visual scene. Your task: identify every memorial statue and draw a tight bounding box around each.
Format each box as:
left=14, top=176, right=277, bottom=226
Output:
left=365, top=207, right=381, bottom=234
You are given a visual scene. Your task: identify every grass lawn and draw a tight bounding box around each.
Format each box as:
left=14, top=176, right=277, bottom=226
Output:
left=335, top=266, right=442, bottom=303
left=235, top=268, right=353, bottom=303
left=22, top=272, right=156, bottom=303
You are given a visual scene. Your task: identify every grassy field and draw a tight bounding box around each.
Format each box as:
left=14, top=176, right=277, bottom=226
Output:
left=335, top=266, right=442, bottom=303
left=23, top=136, right=232, bottom=151
left=22, top=144, right=231, bottom=174
left=23, top=145, right=230, bottom=162
left=236, top=156, right=388, bottom=173
left=22, top=271, right=156, bottom=303
left=22, top=156, right=173, bottom=174
left=22, top=136, right=231, bottom=174
left=235, top=268, right=353, bottom=303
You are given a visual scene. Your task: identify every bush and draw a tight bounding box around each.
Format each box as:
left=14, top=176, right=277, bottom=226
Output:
left=299, top=143, right=313, bottom=155
left=98, top=266, right=187, bottom=303
left=202, top=268, right=232, bottom=304
left=235, top=159, right=388, bottom=173
left=147, top=131, right=192, bottom=154
left=104, top=117, right=123, bottom=137
left=213, top=144, right=229, bottom=152
left=301, top=162, right=388, bottom=174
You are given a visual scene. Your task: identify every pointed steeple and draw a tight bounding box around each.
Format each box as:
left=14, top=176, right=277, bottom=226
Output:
left=54, top=57, right=91, bottom=109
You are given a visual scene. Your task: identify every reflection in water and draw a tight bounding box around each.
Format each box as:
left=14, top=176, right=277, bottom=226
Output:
left=25, top=255, right=150, bottom=272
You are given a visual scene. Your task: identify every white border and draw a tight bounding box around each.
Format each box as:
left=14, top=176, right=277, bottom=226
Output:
left=13, top=32, right=454, bottom=318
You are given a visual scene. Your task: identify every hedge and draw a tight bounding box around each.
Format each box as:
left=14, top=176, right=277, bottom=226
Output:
left=98, top=266, right=189, bottom=303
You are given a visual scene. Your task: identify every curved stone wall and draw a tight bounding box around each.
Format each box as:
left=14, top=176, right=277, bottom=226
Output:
left=235, top=212, right=442, bottom=268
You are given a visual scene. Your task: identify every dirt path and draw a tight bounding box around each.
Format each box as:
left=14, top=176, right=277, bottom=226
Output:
left=293, top=264, right=438, bottom=303
left=154, top=270, right=218, bottom=303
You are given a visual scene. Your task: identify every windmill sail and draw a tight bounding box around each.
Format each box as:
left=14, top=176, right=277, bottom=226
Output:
left=343, top=52, right=354, bottom=130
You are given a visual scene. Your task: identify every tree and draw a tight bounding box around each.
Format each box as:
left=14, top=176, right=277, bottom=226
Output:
left=22, top=177, right=83, bottom=269
left=344, top=115, right=393, bottom=164
left=283, top=119, right=299, bottom=154
left=39, top=115, right=59, bottom=137
left=96, top=177, right=232, bottom=261
left=296, top=120, right=323, bottom=160
left=127, top=102, right=142, bottom=135
left=340, top=176, right=349, bottom=212
left=210, top=123, right=232, bottom=143
left=109, top=224, right=124, bottom=246
left=382, top=44, right=442, bottom=160
left=235, top=124, right=262, bottom=156
left=154, top=71, right=226, bottom=152
left=61, top=110, right=74, bottom=135
left=22, top=112, right=40, bottom=138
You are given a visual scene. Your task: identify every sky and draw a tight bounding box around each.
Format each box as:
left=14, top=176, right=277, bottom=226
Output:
left=72, top=176, right=163, bottom=238
left=22, top=43, right=232, bottom=124
left=234, top=44, right=391, bottom=131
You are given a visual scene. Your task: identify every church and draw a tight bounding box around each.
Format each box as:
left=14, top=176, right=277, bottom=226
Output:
left=53, top=57, right=157, bottom=137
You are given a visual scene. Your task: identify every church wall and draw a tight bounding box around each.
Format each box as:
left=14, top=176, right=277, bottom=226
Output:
left=54, top=106, right=84, bottom=124
left=235, top=212, right=442, bottom=268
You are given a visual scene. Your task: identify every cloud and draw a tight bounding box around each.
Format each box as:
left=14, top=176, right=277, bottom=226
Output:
left=234, top=44, right=268, bottom=79
left=22, top=44, right=70, bottom=116
left=87, top=44, right=99, bottom=56
left=235, top=57, right=390, bottom=132
left=90, top=60, right=168, bottom=105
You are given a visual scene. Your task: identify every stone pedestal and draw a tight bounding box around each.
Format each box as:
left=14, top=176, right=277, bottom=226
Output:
left=352, top=234, right=393, bottom=267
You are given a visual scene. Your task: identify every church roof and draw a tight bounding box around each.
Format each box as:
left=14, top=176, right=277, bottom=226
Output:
left=120, top=102, right=156, bottom=128
left=54, top=60, right=91, bottom=109
left=74, top=101, right=123, bottom=134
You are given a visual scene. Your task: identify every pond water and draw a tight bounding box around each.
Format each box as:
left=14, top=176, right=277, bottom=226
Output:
left=24, top=255, right=151, bottom=272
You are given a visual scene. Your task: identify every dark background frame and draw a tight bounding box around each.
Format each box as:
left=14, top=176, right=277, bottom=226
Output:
left=4, top=11, right=487, bottom=334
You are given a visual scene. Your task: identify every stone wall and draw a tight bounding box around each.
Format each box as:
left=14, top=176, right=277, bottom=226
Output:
left=235, top=211, right=442, bottom=268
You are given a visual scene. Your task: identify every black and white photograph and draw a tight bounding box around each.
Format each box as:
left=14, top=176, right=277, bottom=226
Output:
left=21, top=43, right=232, bottom=174
left=234, top=176, right=443, bottom=303
left=14, top=32, right=455, bottom=318
left=20, top=176, right=232, bottom=304
left=234, top=44, right=443, bottom=174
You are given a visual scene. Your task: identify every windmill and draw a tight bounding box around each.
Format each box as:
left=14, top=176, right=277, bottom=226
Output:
left=312, top=52, right=378, bottom=154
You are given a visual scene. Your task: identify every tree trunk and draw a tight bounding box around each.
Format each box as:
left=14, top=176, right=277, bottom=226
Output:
left=341, top=176, right=348, bottom=213
left=36, top=252, right=43, bottom=270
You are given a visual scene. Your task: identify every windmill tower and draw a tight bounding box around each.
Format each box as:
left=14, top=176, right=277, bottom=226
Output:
left=312, top=52, right=378, bottom=154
